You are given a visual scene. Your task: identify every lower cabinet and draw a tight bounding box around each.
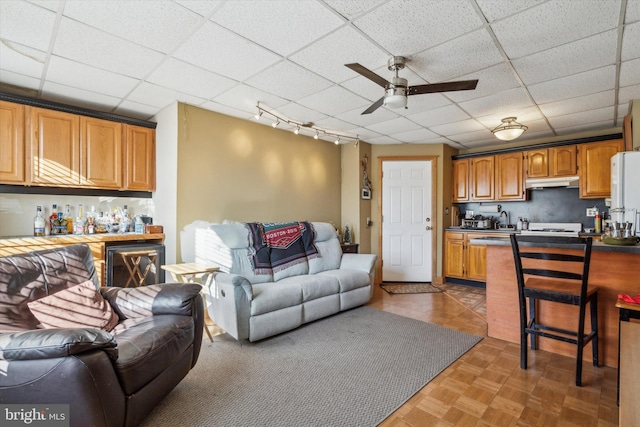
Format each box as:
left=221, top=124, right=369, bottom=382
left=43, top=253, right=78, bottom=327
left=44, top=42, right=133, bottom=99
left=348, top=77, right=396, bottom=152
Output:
left=444, top=231, right=496, bottom=283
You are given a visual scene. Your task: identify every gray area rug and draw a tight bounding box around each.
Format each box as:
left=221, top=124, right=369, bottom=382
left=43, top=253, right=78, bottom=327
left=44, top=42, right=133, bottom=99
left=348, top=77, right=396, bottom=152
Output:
left=380, top=282, right=443, bottom=294
left=140, top=306, right=482, bottom=427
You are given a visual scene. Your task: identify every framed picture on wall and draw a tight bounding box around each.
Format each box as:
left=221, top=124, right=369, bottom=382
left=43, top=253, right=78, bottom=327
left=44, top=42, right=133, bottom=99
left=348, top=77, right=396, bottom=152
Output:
left=361, top=188, right=371, bottom=199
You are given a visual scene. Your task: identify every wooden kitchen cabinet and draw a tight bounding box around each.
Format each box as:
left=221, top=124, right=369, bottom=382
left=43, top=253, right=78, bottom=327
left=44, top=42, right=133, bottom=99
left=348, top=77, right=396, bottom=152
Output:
left=525, top=145, right=577, bottom=178
left=470, top=156, right=494, bottom=201
left=444, top=231, right=494, bottom=282
left=551, top=145, right=577, bottom=176
left=525, top=149, right=549, bottom=178
left=495, top=152, right=526, bottom=201
left=578, top=139, right=624, bottom=199
left=124, top=125, right=155, bottom=191
left=81, top=117, right=122, bottom=189
left=29, top=107, right=81, bottom=186
left=0, top=100, right=26, bottom=184
left=452, top=159, right=469, bottom=202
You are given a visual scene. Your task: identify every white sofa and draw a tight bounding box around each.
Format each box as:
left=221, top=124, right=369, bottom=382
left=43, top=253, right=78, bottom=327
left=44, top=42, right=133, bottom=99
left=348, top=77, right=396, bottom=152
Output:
left=195, top=222, right=377, bottom=342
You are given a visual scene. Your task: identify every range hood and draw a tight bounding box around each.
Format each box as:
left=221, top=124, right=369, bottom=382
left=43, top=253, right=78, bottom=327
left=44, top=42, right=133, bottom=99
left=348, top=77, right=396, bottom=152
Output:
left=525, top=176, right=580, bottom=189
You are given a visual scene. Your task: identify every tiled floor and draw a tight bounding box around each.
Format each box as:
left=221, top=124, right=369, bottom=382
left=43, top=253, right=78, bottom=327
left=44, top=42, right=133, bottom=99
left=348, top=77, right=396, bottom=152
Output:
left=367, top=284, right=619, bottom=427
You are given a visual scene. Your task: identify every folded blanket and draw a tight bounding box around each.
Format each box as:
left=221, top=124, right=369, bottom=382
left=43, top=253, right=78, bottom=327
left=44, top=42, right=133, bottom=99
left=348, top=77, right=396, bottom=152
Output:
left=246, top=221, right=319, bottom=274
left=619, top=293, right=640, bottom=304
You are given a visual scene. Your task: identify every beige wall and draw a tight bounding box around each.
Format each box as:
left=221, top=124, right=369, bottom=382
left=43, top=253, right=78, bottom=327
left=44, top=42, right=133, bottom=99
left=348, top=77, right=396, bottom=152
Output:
left=340, top=141, right=373, bottom=253
left=174, top=104, right=341, bottom=261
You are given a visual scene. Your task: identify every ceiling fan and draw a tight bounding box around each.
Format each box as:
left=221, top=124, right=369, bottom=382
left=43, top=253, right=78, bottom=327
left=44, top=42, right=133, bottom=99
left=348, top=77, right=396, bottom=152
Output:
left=345, top=56, right=479, bottom=114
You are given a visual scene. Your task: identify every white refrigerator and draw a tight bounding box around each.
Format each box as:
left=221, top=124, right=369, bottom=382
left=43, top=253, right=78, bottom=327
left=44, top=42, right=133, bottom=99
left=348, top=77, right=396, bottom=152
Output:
left=610, top=151, right=640, bottom=232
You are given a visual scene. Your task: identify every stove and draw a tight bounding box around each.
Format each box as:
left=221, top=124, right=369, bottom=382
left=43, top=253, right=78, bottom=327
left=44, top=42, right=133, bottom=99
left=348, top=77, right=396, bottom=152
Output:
left=520, top=222, right=582, bottom=237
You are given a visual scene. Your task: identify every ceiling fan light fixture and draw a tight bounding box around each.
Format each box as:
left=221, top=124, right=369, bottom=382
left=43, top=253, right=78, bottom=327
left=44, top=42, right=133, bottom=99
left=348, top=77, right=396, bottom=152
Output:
left=491, top=117, right=528, bottom=141
left=383, top=93, right=407, bottom=109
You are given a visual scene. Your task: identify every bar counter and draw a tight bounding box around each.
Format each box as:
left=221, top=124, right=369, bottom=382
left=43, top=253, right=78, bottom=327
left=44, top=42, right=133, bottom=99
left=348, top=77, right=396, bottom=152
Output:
left=0, top=233, right=165, bottom=286
left=474, top=236, right=640, bottom=368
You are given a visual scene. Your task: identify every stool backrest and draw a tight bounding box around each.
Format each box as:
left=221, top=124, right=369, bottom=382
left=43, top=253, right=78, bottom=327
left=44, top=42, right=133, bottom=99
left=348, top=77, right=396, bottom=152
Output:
left=510, top=234, right=593, bottom=300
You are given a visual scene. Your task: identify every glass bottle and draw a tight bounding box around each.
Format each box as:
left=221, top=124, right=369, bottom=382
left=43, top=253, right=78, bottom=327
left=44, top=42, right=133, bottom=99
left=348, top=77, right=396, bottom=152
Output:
left=49, top=204, right=58, bottom=234
left=34, top=206, right=45, bottom=236
left=75, top=204, right=85, bottom=235
left=64, top=204, right=73, bottom=234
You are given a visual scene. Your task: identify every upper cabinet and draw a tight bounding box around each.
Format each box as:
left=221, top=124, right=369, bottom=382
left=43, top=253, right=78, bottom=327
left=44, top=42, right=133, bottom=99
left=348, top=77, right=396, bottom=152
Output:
left=0, top=99, right=155, bottom=192
left=29, top=107, right=81, bottom=186
left=578, top=139, right=624, bottom=199
left=124, top=125, right=155, bottom=191
left=0, top=100, right=26, bottom=184
left=452, top=159, right=469, bottom=202
left=470, top=156, right=494, bottom=201
left=496, top=152, right=526, bottom=201
left=525, top=145, right=577, bottom=178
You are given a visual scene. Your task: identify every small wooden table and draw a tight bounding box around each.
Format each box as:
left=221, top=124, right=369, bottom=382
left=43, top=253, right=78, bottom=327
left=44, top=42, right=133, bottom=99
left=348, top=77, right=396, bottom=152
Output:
left=615, top=298, right=640, bottom=407
left=162, top=263, right=220, bottom=342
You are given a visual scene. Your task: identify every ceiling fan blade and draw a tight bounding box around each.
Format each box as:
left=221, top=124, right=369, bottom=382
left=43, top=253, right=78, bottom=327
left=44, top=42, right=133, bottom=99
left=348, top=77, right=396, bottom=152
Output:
left=408, top=79, right=479, bottom=95
left=361, top=97, right=385, bottom=115
left=345, top=63, right=389, bottom=88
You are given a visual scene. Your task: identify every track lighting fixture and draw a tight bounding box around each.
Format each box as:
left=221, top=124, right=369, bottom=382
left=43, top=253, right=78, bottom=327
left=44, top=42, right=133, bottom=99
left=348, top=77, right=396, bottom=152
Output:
left=254, top=103, right=360, bottom=146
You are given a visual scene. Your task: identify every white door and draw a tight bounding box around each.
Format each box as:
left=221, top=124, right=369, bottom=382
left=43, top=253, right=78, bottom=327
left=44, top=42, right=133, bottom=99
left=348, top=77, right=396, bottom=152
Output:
left=381, top=160, right=433, bottom=282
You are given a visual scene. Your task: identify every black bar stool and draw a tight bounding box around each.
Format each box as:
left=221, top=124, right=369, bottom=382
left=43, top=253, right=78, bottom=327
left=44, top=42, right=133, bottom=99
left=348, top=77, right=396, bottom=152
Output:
left=510, top=234, right=599, bottom=386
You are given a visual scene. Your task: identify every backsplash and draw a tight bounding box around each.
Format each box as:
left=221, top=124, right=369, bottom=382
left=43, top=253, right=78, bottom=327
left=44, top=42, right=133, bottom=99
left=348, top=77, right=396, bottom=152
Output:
left=0, top=194, right=156, bottom=237
left=456, top=187, right=606, bottom=230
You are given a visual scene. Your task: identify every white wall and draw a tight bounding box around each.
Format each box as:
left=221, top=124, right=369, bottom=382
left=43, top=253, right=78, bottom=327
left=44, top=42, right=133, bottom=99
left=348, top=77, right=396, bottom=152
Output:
left=152, top=102, right=179, bottom=264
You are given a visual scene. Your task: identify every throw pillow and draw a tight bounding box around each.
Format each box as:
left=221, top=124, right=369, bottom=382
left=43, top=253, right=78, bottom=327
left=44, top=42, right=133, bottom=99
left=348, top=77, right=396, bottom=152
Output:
left=27, top=280, right=119, bottom=332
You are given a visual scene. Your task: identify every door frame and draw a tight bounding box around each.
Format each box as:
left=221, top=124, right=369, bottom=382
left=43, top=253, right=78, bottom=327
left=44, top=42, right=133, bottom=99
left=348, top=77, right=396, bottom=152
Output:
left=377, top=156, right=438, bottom=283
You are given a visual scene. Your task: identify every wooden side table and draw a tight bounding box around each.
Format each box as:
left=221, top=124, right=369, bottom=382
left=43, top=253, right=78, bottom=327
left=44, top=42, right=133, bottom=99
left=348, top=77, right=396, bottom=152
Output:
left=341, top=243, right=359, bottom=253
left=119, top=249, right=159, bottom=288
left=162, top=263, right=220, bottom=342
left=615, top=298, right=640, bottom=407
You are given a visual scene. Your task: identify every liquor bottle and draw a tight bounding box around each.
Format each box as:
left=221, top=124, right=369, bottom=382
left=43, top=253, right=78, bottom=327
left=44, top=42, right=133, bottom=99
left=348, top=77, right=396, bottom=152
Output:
left=75, top=204, right=85, bottom=235
left=52, top=212, right=65, bottom=235
left=49, top=204, right=58, bottom=234
left=34, top=206, right=45, bottom=236
left=64, top=204, right=73, bottom=234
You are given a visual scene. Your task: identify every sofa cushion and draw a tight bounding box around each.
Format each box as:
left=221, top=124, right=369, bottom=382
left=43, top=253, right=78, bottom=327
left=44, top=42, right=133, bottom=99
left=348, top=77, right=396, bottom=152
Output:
left=308, top=222, right=342, bottom=274
left=250, top=282, right=303, bottom=316
left=278, top=274, right=339, bottom=302
left=111, top=315, right=194, bottom=394
left=317, top=269, right=371, bottom=292
left=27, top=281, right=119, bottom=332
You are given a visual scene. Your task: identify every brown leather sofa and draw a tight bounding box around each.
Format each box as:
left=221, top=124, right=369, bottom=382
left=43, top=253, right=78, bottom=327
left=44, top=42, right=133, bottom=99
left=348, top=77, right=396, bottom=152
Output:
left=0, top=244, right=205, bottom=427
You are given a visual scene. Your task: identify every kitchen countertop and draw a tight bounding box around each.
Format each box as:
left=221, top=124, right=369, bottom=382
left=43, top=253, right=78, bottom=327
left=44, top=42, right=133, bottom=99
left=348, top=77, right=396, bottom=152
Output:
left=469, top=235, right=640, bottom=254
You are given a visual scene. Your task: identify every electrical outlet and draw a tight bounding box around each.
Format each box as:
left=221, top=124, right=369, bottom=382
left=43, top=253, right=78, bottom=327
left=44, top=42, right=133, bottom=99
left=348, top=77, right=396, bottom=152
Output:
left=586, top=208, right=597, bottom=217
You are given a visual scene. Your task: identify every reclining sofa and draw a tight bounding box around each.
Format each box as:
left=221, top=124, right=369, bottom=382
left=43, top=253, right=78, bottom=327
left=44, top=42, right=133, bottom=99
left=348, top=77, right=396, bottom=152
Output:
left=0, top=244, right=205, bottom=427
left=196, top=221, right=377, bottom=342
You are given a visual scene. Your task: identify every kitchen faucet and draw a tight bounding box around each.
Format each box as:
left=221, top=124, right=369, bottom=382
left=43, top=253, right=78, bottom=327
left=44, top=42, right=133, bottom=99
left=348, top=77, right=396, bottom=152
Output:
left=500, top=210, right=510, bottom=227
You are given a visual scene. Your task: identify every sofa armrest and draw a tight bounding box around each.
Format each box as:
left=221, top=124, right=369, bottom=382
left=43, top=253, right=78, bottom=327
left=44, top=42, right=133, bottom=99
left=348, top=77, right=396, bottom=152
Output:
left=0, top=328, right=117, bottom=361
left=203, top=272, right=253, bottom=300
left=339, top=253, right=377, bottom=275
left=101, top=283, right=203, bottom=320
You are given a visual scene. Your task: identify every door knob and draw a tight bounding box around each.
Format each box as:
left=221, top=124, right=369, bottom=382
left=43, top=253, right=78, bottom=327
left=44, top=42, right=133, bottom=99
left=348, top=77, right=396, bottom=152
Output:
left=425, top=218, right=431, bottom=222
left=425, top=226, right=432, bottom=231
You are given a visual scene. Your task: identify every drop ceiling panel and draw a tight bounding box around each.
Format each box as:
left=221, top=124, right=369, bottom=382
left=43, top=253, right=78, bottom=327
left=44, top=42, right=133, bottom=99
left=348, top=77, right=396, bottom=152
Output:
left=393, top=128, right=440, bottom=143
left=146, top=58, right=237, bottom=99
left=547, top=106, right=615, bottom=129
left=322, top=0, right=387, bottom=21
left=621, top=22, right=640, bottom=61
left=289, top=26, right=389, bottom=84
left=276, top=102, right=330, bottom=124
left=459, top=87, right=533, bottom=117
left=429, top=119, right=485, bottom=136
left=366, top=116, right=422, bottom=135
left=42, top=81, right=121, bottom=111
left=246, top=61, right=333, bottom=101
left=619, top=84, right=640, bottom=106
left=512, top=30, right=618, bottom=85
left=410, top=29, right=504, bottom=82
left=475, top=0, right=547, bottom=22
left=406, top=104, right=470, bottom=128
left=212, top=84, right=289, bottom=114
left=620, top=57, right=640, bottom=87
left=352, top=0, right=483, bottom=56
left=0, top=70, right=40, bottom=92
left=173, top=22, right=281, bottom=81
left=47, top=56, right=140, bottom=98
left=445, top=63, right=521, bottom=103
left=490, top=0, right=620, bottom=58
left=339, top=105, right=399, bottom=127
left=538, top=91, right=615, bottom=119
left=126, top=82, right=206, bottom=109
left=62, top=0, right=204, bottom=53
left=53, top=18, right=165, bottom=79
left=0, top=42, right=46, bottom=79
left=114, top=100, right=162, bottom=120
left=0, top=1, right=56, bottom=51
left=527, top=66, right=616, bottom=104
left=296, top=85, right=370, bottom=115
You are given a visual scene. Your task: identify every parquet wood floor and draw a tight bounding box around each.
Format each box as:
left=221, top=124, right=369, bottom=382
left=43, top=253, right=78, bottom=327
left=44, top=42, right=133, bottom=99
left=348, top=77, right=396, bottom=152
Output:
left=367, top=285, right=619, bottom=427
